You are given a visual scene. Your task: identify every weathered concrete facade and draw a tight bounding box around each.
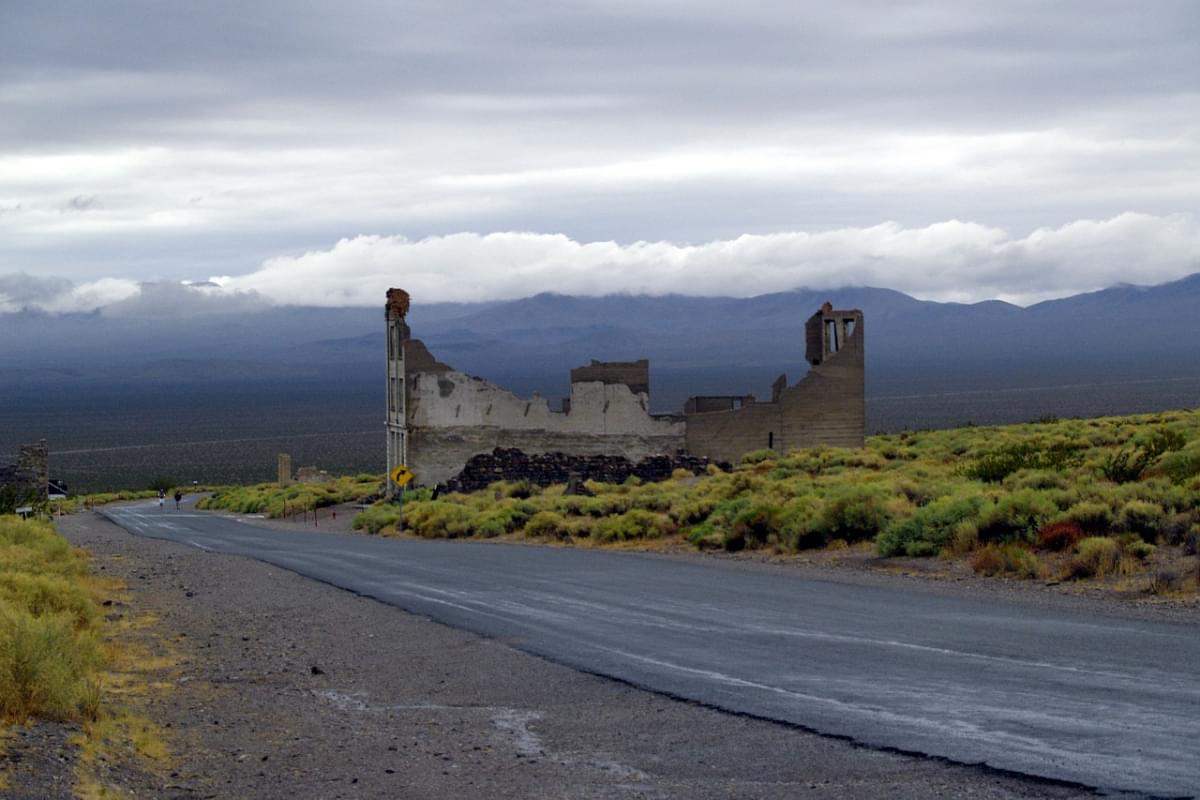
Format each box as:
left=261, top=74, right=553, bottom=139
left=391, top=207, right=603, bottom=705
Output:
left=684, top=303, right=865, bottom=462
left=386, top=291, right=864, bottom=487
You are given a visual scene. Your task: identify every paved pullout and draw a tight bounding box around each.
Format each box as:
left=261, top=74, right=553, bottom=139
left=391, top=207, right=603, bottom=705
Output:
left=103, top=501, right=1200, bottom=797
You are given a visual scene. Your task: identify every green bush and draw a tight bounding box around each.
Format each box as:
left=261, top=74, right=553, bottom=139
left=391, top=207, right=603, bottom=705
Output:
left=352, top=503, right=402, bottom=534
left=726, top=501, right=781, bottom=551
left=975, top=490, right=1059, bottom=544
left=1119, top=500, right=1164, bottom=542
left=965, top=441, right=1085, bottom=483
left=523, top=511, right=568, bottom=539
left=1159, top=447, right=1200, bottom=484
left=777, top=496, right=825, bottom=551
left=816, top=486, right=893, bottom=544
left=0, top=517, right=104, bottom=723
left=1061, top=501, right=1114, bottom=534
left=1067, top=537, right=1122, bottom=579
left=877, top=493, right=986, bottom=557
left=593, top=510, right=675, bottom=543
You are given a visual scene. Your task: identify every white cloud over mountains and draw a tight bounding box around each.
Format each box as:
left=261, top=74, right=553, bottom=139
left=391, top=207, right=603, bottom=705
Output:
left=4, top=213, right=1196, bottom=314
left=210, top=212, right=1200, bottom=307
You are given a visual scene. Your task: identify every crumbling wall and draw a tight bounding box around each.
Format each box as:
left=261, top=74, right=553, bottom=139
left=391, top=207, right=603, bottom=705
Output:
left=569, top=359, right=649, bottom=395
left=685, top=307, right=864, bottom=462
left=407, top=358, right=685, bottom=486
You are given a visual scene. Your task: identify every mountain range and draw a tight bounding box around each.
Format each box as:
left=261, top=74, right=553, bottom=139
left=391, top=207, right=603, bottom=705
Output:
left=3, top=274, right=1200, bottom=424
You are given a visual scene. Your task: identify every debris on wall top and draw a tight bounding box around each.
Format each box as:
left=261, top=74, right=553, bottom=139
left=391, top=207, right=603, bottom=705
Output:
left=386, top=287, right=410, bottom=318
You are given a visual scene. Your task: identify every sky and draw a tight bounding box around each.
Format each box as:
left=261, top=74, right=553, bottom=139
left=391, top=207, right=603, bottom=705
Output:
left=1, top=0, right=1198, bottom=311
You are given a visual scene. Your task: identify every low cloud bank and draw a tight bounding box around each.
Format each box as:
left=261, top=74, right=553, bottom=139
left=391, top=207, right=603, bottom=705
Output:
left=4, top=213, right=1197, bottom=314
left=210, top=212, right=1200, bottom=307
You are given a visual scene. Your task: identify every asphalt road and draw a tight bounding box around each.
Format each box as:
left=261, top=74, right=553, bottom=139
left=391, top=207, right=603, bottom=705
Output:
left=102, top=501, right=1200, bottom=798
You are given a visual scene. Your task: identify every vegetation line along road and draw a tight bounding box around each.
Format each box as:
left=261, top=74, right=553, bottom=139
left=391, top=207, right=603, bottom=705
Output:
left=203, top=408, right=1200, bottom=598
left=0, top=515, right=177, bottom=796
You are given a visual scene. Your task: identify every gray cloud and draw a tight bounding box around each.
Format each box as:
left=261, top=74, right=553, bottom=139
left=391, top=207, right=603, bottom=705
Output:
left=0, top=1, right=1197, bottom=296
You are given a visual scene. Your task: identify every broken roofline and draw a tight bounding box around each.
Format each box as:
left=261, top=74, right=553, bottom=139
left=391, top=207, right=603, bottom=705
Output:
left=387, top=287, right=862, bottom=417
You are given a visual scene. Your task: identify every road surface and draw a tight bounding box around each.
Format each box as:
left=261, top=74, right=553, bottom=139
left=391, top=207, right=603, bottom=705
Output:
left=102, top=500, right=1200, bottom=797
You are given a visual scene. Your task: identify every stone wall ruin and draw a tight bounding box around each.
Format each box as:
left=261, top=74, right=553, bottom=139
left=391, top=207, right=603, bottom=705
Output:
left=385, top=291, right=865, bottom=489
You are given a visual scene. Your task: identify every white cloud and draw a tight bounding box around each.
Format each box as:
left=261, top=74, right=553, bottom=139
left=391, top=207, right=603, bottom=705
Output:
left=204, top=213, right=1200, bottom=307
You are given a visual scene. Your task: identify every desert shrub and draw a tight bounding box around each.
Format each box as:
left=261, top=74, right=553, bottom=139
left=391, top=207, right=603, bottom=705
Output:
left=1101, top=428, right=1186, bottom=484
left=1037, top=521, right=1084, bottom=552
left=1119, top=500, right=1165, bottom=542
left=502, top=480, right=536, bottom=499
left=404, top=501, right=475, bottom=538
left=815, top=486, right=893, bottom=544
left=975, top=490, right=1059, bottom=544
left=1006, top=470, right=1070, bottom=492
left=740, top=449, right=777, bottom=465
left=0, top=607, right=104, bottom=722
left=944, top=521, right=980, bottom=555
left=726, top=502, right=782, bottom=551
left=877, top=493, right=986, bottom=557
left=1122, top=538, right=1156, bottom=561
left=970, top=544, right=1041, bottom=579
left=668, top=494, right=718, bottom=526
left=965, top=441, right=1085, bottom=483
left=1158, top=512, right=1197, bottom=546
left=472, top=500, right=532, bottom=538
left=0, top=517, right=105, bottom=723
left=777, top=496, right=825, bottom=551
left=1159, top=447, right=1200, bottom=484
left=352, top=503, right=402, bottom=534
left=1066, top=537, right=1122, bottom=579
left=671, top=468, right=694, bottom=480
left=0, top=573, right=96, bottom=631
left=593, top=510, right=675, bottom=543
left=1061, top=501, right=1114, bottom=534
left=199, top=474, right=382, bottom=517
left=523, top=511, right=568, bottom=539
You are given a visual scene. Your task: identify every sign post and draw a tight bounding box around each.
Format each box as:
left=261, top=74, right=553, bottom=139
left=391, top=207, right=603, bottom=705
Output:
left=388, top=464, right=414, bottom=531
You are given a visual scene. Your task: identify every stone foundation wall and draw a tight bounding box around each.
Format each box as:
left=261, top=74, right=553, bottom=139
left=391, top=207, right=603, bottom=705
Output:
left=445, top=447, right=721, bottom=493
left=410, top=427, right=686, bottom=487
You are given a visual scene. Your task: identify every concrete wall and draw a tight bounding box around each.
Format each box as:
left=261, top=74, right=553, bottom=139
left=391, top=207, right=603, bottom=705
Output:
left=407, top=362, right=685, bottom=486
left=685, top=310, right=864, bottom=463
left=392, top=292, right=865, bottom=487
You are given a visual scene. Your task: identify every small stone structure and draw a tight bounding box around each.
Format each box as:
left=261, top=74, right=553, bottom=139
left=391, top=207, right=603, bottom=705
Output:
left=277, top=453, right=293, bottom=486
left=1, top=439, right=49, bottom=511
left=295, top=466, right=333, bottom=484
left=385, top=290, right=865, bottom=488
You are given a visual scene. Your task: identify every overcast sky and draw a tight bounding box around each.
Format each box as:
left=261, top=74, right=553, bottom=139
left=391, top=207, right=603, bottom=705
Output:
left=1, top=0, right=1198, bottom=311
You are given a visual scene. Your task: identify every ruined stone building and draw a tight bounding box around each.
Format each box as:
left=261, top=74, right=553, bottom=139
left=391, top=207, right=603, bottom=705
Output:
left=0, top=440, right=49, bottom=510
left=384, top=290, right=863, bottom=492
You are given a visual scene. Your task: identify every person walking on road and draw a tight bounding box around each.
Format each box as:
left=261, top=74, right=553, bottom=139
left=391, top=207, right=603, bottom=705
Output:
left=174, top=490, right=182, bottom=510
left=158, top=490, right=165, bottom=509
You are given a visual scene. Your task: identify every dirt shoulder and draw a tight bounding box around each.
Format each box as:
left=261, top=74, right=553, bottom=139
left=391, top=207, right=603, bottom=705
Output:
left=13, top=510, right=1110, bottom=799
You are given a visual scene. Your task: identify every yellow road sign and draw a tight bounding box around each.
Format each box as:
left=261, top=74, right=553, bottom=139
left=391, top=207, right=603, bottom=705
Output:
left=389, top=464, right=414, bottom=487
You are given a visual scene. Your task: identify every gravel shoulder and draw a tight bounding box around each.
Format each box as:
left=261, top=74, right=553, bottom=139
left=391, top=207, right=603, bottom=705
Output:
left=18, top=510, right=1123, bottom=798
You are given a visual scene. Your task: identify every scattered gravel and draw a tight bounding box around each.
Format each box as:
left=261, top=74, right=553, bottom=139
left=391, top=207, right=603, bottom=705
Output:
left=21, top=511, right=1119, bottom=798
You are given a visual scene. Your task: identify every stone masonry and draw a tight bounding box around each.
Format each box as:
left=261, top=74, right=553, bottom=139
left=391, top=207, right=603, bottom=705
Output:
left=385, top=290, right=865, bottom=488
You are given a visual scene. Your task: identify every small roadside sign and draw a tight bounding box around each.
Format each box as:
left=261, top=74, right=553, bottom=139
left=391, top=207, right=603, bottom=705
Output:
left=389, top=464, right=414, bottom=487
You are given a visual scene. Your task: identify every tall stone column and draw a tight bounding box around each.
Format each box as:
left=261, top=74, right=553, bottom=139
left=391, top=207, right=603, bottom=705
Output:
left=385, top=288, right=410, bottom=497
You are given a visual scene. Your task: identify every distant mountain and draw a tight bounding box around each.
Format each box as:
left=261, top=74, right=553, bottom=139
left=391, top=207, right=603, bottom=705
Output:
left=3, top=274, right=1200, bottom=418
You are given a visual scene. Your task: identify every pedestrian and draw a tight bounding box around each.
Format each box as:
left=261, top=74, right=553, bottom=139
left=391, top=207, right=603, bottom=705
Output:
left=158, top=489, right=165, bottom=509
left=174, top=489, right=182, bottom=509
